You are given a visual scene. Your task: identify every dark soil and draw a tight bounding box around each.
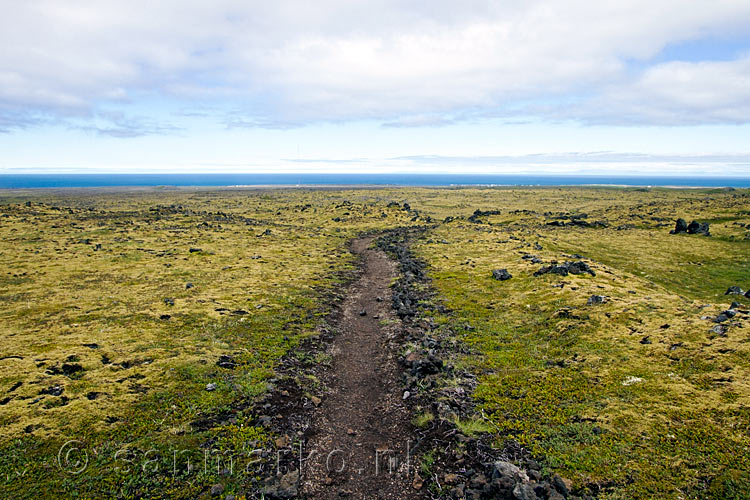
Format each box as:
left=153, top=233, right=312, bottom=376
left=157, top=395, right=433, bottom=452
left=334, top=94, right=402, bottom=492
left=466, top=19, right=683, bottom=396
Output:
left=301, top=236, right=419, bottom=499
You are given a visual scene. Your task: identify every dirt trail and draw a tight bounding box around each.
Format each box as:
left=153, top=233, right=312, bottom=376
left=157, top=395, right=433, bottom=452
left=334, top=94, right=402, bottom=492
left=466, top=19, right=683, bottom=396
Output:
left=301, top=236, right=417, bottom=499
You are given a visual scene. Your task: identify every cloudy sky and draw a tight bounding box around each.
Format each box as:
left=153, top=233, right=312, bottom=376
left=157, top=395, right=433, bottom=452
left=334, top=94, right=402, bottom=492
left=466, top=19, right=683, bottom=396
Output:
left=1, top=1, right=750, bottom=175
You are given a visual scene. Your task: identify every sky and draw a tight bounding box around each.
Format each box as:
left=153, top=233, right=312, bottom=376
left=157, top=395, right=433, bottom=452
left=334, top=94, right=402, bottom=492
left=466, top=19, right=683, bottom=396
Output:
left=1, top=1, right=750, bottom=176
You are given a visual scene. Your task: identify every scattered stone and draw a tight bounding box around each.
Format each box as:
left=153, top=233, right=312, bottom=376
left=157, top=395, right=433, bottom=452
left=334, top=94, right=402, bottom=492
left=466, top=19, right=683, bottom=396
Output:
left=468, top=209, right=501, bottom=222
left=687, top=220, right=711, bottom=236
left=412, top=474, right=424, bottom=490
left=163, top=297, right=175, bottom=306
left=160, top=314, right=171, bottom=320
left=189, top=247, right=202, bottom=253
left=534, top=260, right=595, bottom=277
left=272, top=469, right=299, bottom=498
left=640, top=336, right=652, bottom=344
left=205, top=383, right=217, bottom=392
left=587, top=295, right=606, bottom=305
left=711, top=324, right=728, bottom=336
left=512, top=483, right=539, bottom=500
left=714, top=312, right=731, bottom=323
left=730, top=302, right=741, bottom=309
left=82, top=343, right=100, bottom=349
left=359, top=309, right=367, bottom=316
left=186, top=282, right=194, bottom=289
left=492, top=269, right=513, bottom=281
left=551, top=474, right=570, bottom=497
left=210, top=483, right=225, bottom=496
left=217, top=355, right=237, bottom=369
left=61, top=363, right=84, bottom=377
left=622, top=376, right=643, bottom=386
left=670, top=218, right=688, bottom=234
left=443, top=473, right=460, bottom=484
left=402, top=390, right=410, bottom=400
left=492, top=461, right=529, bottom=483
left=310, top=395, right=321, bottom=406
left=725, top=286, right=745, bottom=295
left=40, top=385, right=64, bottom=396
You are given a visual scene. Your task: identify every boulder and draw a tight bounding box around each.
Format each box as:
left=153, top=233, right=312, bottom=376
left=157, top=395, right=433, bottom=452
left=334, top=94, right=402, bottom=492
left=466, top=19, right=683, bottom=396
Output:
left=686, top=220, right=710, bottom=236
left=217, top=355, right=237, bottom=369
left=670, top=218, right=688, bottom=234
left=492, top=269, right=513, bottom=281
left=587, top=295, right=606, bottom=305
left=534, top=260, right=595, bottom=277
left=725, top=286, right=745, bottom=295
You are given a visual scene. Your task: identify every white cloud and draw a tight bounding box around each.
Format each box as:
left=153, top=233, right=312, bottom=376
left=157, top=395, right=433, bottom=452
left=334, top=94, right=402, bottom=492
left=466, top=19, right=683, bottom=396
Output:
left=1, top=0, right=750, bottom=130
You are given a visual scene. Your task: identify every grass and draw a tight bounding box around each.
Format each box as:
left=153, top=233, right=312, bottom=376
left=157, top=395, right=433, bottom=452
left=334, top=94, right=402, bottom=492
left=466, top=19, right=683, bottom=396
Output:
left=0, top=188, right=423, bottom=498
left=1, top=186, right=748, bottom=498
left=410, top=186, right=750, bottom=499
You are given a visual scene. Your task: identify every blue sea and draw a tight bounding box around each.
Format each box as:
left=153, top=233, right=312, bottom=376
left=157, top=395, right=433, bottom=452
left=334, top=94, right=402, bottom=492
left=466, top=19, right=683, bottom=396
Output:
left=1, top=173, right=749, bottom=189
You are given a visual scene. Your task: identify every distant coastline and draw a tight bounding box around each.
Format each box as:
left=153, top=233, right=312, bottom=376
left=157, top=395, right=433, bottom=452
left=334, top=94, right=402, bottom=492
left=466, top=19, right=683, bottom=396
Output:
left=1, top=173, right=749, bottom=189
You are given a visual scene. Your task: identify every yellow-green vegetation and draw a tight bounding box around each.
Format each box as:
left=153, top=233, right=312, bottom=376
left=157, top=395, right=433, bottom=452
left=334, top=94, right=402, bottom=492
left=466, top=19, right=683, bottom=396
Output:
left=1, top=186, right=748, bottom=499
left=409, top=187, right=750, bottom=499
left=0, top=188, right=420, bottom=498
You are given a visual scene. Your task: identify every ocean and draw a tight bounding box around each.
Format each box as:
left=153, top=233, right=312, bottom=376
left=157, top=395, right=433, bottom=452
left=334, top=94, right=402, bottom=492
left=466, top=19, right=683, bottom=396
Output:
left=1, top=173, right=749, bottom=189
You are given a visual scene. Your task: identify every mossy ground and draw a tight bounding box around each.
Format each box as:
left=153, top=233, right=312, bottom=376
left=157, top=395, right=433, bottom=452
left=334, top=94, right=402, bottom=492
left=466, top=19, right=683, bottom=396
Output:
left=409, top=187, right=750, bottom=499
left=1, top=186, right=748, bottom=499
left=0, top=188, right=420, bottom=498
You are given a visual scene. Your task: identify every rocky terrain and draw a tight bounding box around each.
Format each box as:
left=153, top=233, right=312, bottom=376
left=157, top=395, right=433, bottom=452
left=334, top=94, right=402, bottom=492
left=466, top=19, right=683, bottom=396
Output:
left=0, top=186, right=748, bottom=499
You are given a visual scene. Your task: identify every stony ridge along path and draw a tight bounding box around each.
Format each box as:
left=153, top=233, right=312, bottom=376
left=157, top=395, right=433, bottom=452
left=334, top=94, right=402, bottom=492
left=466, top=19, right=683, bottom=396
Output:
left=301, top=235, right=418, bottom=499
left=256, top=229, right=583, bottom=500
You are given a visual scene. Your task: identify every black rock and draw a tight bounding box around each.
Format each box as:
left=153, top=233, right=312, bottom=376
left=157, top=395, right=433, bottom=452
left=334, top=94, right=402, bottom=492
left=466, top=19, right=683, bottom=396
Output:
left=163, top=297, right=175, bottom=306
left=551, top=474, right=570, bottom=497
left=186, top=282, right=194, bottom=289
left=640, top=336, right=652, bottom=344
left=686, top=220, right=711, bottom=236
left=61, top=363, right=84, bottom=376
left=725, top=286, right=745, bottom=295
left=670, top=218, right=688, bottom=234
left=40, top=385, right=64, bottom=396
left=587, top=295, right=606, bottom=305
left=711, top=324, right=728, bottom=336
left=715, top=313, right=730, bottom=323
left=513, top=483, right=540, bottom=500
left=217, top=355, right=237, bottom=369
left=359, top=309, right=367, bottom=316
left=534, top=260, right=595, bottom=277
left=160, top=314, right=171, bottom=320
left=567, top=261, right=595, bottom=276
left=189, top=247, right=202, bottom=253
left=492, top=269, right=513, bottom=281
